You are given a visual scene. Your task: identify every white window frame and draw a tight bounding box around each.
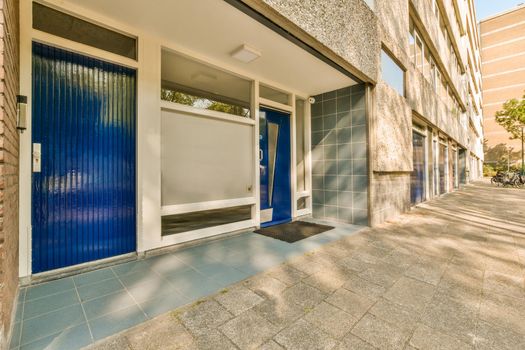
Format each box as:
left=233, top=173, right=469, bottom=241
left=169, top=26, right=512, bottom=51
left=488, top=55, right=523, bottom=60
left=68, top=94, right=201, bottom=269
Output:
left=20, top=0, right=317, bottom=276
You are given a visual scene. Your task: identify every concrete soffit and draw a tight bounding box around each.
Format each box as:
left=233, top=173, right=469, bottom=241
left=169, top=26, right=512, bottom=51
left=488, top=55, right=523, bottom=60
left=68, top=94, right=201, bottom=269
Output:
left=233, top=0, right=376, bottom=85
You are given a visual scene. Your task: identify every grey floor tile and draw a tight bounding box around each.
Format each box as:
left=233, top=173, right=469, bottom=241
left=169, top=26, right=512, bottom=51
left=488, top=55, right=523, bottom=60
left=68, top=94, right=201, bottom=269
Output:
left=194, top=329, right=237, bottom=350
left=219, top=309, right=279, bottom=349
left=77, top=278, right=124, bottom=302
left=275, top=319, right=337, bottom=350
left=234, top=254, right=287, bottom=275
left=19, top=323, right=92, bottom=350
left=14, top=302, right=23, bottom=323
left=172, top=248, right=223, bottom=269
left=178, top=300, right=233, bottom=337
left=117, top=269, right=166, bottom=289
left=89, top=305, right=147, bottom=341
left=351, top=313, right=412, bottom=350
left=140, top=291, right=190, bottom=319
left=214, top=286, right=264, bottom=316
left=144, top=253, right=192, bottom=275
left=125, top=316, right=195, bottom=350
left=82, top=290, right=137, bottom=320
left=111, top=260, right=150, bottom=276
left=9, top=322, right=21, bottom=349
left=73, top=268, right=116, bottom=288
left=18, top=288, right=26, bottom=303
left=23, top=289, right=79, bottom=320
left=409, top=323, right=473, bottom=350
left=125, top=277, right=178, bottom=304
left=164, top=268, right=222, bottom=299
left=20, top=304, right=86, bottom=346
left=207, top=267, right=252, bottom=286
left=253, top=294, right=306, bottom=329
left=283, top=282, right=328, bottom=309
left=326, top=288, right=375, bottom=319
left=304, top=301, right=358, bottom=339
left=25, top=278, right=75, bottom=301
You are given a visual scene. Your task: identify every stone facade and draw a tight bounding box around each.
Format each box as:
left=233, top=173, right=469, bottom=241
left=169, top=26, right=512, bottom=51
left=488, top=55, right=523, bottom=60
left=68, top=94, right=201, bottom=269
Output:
left=240, top=0, right=380, bottom=83
left=244, top=0, right=484, bottom=223
left=0, top=0, right=19, bottom=347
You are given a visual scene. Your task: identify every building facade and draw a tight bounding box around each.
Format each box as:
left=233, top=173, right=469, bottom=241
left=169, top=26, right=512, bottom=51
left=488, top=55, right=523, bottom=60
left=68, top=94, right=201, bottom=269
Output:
left=480, top=5, right=525, bottom=161
left=0, top=0, right=483, bottom=347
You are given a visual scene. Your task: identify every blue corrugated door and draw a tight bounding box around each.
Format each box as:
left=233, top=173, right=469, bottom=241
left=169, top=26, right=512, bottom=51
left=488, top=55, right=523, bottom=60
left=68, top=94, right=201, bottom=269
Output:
left=259, top=108, right=291, bottom=227
left=410, top=131, right=426, bottom=205
left=32, top=43, right=137, bottom=273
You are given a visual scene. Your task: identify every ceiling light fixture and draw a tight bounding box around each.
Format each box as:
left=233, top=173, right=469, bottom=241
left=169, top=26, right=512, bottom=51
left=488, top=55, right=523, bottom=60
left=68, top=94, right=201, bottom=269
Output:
left=231, top=44, right=261, bottom=63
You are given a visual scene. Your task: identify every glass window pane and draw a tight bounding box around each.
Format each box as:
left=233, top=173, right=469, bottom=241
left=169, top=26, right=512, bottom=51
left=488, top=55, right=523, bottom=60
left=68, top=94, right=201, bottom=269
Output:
left=260, top=85, right=290, bottom=105
left=161, top=50, right=252, bottom=118
left=33, top=3, right=137, bottom=60
left=162, top=205, right=252, bottom=236
left=411, top=131, right=426, bottom=204
left=409, top=21, right=416, bottom=63
left=415, top=36, right=423, bottom=71
left=296, top=98, right=306, bottom=192
left=381, top=50, right=405, bottom=96
left=423, top=48, right=432, bottom=81
left=297, top=197, right=307, bottom=210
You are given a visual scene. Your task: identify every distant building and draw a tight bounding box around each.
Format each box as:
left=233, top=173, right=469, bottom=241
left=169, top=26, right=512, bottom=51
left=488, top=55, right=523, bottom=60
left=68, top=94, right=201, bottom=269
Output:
left=480, top=4, right=525, bottom=156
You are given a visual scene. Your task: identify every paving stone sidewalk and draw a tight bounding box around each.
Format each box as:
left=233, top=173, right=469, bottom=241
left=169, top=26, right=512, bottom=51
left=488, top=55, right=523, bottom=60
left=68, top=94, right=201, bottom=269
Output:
left=86, top=181, right=525, bottom=350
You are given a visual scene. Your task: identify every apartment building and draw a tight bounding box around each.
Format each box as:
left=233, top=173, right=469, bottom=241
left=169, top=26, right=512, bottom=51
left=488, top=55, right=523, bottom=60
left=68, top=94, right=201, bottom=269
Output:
left=480, top=5, right=525, bottom=156
left=0, top=0, right=483, bottom=347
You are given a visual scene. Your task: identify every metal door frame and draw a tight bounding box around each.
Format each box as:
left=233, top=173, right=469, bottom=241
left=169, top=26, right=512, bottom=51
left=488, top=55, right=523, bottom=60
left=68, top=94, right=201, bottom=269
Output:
left=259, top=105, right=293, bottom=227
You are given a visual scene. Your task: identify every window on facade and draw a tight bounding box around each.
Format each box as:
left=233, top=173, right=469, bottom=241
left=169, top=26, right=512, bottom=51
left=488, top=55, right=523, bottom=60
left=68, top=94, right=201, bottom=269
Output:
left=161, top=50, right=251, bottom=118
left=440, top=76, right=448, bottom=101
left=296, top=98, right=306, bottom=192
left=381, top=49, right=405, bottom=96
left=431, top=60, right=438, bottom=90
left=260, top=85, right=290, bottom=105
left=423, top=48, right=432, bottom=81
left=409, top=21, right=416, bottom=63
left=433, top=0, right=438, bottom=15
left=33, top=3, right=137, bottom=60
left=415, top=35, right=423, bottom=70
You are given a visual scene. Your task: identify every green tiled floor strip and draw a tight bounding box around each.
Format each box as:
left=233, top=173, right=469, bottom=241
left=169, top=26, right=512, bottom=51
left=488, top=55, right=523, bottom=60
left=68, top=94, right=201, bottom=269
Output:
left=10, top=219, right=363, bottom=350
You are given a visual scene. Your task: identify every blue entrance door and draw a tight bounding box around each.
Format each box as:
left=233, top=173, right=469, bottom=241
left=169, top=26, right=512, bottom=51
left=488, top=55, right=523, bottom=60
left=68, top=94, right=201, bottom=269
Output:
left=259, top=108, right=291, bottom=227
left=31, top=43, right=137, bottom=273
left=410, top=131, right=426, bottom=204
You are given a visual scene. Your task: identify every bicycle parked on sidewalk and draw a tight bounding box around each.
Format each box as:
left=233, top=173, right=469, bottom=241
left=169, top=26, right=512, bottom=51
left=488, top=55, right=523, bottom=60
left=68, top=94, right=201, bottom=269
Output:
left=491, top=171, right=524, bottom=188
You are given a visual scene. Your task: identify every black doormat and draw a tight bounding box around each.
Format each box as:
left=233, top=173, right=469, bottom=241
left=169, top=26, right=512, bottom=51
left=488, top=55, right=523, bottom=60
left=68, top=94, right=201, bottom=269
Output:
left=254, top=221, right=334, bottom=243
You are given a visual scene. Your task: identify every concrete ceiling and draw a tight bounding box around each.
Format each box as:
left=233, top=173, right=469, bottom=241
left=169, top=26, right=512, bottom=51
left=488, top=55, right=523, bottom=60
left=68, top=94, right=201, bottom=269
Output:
left=61, top=0, right=356, bottom=96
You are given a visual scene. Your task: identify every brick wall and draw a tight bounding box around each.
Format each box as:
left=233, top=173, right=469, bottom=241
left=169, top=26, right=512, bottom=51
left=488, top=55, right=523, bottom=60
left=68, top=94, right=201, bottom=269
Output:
left=0, top=0, right=19, bottom=348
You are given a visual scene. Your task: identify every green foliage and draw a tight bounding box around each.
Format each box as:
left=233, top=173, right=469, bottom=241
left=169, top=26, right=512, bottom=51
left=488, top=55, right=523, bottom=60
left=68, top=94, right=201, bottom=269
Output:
left=161, top=88, right=250, bottom=118
left=161, top=89, right=197, bottom=106
left=495, top=91, right=525, bottom=139
left=483, top=141, right=521, bottom=174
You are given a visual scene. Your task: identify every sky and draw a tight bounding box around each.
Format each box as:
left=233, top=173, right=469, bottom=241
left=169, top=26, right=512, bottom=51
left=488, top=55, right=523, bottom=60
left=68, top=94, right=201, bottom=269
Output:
left=475, top=0, right=524, bottom=22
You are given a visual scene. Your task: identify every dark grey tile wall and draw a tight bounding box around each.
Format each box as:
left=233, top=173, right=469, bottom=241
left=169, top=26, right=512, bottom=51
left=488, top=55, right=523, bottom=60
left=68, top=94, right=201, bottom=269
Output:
left=311, top=84, right=368, bottom=225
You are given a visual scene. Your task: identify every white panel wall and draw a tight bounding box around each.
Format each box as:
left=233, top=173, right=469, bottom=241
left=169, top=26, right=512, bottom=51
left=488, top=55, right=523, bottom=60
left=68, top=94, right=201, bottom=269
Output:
left=161, top=109, right=254, bottom=205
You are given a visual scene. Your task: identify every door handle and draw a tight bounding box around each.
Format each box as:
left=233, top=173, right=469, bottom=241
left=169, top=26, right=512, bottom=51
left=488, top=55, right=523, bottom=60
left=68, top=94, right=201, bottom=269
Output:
left=33, top=143, right=41, bottom=173
left=259, top=149, right=264, bottom=161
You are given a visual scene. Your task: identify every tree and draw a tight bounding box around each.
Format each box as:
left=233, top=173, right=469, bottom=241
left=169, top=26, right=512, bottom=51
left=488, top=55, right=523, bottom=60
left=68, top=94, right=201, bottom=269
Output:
left=483, top=141, right=520, bottom=171
left=495, top=91, right=525, bottom=139
left=495, top=91, right=525, bottom=174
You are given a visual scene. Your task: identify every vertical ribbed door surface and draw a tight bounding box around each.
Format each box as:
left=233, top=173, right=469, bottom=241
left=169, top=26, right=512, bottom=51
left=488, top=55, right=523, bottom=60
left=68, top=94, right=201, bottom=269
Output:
left=32, top=43, right=136, bottom=273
